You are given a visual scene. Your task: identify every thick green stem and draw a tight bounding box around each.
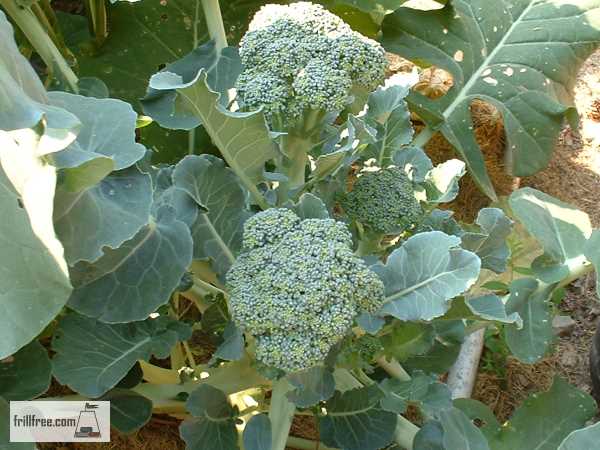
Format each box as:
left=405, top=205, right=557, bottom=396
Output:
left=201, top=0, right=228, bottom=51
left=269, top=378, right=296, bottom=450
left=0, top=0, right=78, bottom=91
left=411, top=125, right=436, bottom=149
left=394, top=416, right=420, bottom=450
left=376, top=356, right=411, bottom=382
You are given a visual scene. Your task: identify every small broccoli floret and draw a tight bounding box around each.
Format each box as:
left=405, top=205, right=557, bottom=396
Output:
left=236, top=2, right=387, bottom=128
left=342, top=167, right=423, bottom=235
left=226, top=208, right=385, bottom=372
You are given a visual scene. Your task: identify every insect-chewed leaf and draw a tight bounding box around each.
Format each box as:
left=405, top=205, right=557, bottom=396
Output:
left=375, top=231, right=481, bottom=321
left=392, top=147, right=433, bottom=183
left=423, top=159, right=466, bottom=204
left=52, top=313, right=191, bottom=398
left=48, top=92, right=146, bottom=191
left=54, top=166, right=153, bottom=265
left=152, top=166, right=199, bottom=228
left=0, top=341, right=51, bottom=401
left=382, top=0, right=600, bottom=198
left=101, top=389, right=153, bottom=434
left=461, top=208, right=513, bottom=273
left=173, top=155, right=251, bottom=276
left=180, top=384, right=239, bottom=450
left=67, top=206, right=192, bottom=323
left=319, top=385, right=397, bottom=450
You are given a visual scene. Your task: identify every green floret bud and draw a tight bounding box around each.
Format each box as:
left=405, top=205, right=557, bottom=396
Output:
left=226, top=208, right=385, bottom=372
left=342, top=167, right=423, bottom=235
left=236, top=2, right=387, bottom=128
left=293, top=60, right=352, bottom=112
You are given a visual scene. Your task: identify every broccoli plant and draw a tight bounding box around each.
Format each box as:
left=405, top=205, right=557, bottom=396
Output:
left=3, top=2, right=600, bottom=450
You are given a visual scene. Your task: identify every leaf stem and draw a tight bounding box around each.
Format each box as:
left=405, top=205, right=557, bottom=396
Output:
left=200, top=0, right=228, bottom=51
left=411, top=125, right=435, bottom=149
left=376, top=356, right=411, bottom=382
left=0, top=0, right=78, bottom=91
left=268, top=378, right=296, bottom=450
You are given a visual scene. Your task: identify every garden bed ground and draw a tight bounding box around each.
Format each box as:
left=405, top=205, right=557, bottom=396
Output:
left=40, top=50, right=600, bottom=450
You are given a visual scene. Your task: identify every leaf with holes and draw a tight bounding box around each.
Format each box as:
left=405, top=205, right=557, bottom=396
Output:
left=382, top=1, right=600, bottom=198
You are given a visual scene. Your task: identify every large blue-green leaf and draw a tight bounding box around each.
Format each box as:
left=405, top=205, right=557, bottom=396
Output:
left=382, top=1, right=600, bottom=199
left=48, top=92, right=146, bottom=191
left=438, top=407, right=490, bottom=450
left=443, top=295, right=522, bottom=328
left=287, top=366, right=336, bottom=408
left=141, top=42, right=241, bottom=130
left=504, top=278, right=554, bottom=363
left=461, top=208, right=512, bottom=273
left=319, top=385, right=397, bottom=450
left=379, top=372, right=452, bottom=417
left=243, top=414, right=271, bottom=450
left=331, top=0, right=445, bottom=15
left=374, top=231, right=480, bottom=320
left=0, top=11, right=73, bottom=359
left=67, top=207, right=192, bottom=323
left=0, top=165, right=71, bottom=360
left=101, top=389, right=153, bottom=434
left=52, top=313, right=191, bottom=397
left=180, top=384, right=239, bottom=450
left=149, top=70, right=277, bottom=206
left=559, top=422, right=600, bottom=450
left=54, top=167, right=153, bottom=264
left=173, top=155, right=251, bottom=276
left=500, top=378, right=596, bottom=450
left=510, top=188, right=592, bottom=283
left=380, top=322, right=435, bottom=361
left=0, top=341, right=51, bottom=401
left=152, top=166, right=199, bottom=228
left=585, top=230, right=600, bottom=298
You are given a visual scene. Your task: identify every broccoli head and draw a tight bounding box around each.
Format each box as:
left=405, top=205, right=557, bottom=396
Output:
left=342, top=167, right=423, bottom=235
left=236, top=2, right=387, bottom=128
left=226, top=208, right=385, bottom=372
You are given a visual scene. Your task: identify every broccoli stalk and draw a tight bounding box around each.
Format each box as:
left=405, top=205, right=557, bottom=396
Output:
left=236, top=2, right=387, bottom=191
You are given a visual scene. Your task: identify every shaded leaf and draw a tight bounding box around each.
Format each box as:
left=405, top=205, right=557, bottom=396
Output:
left=392, top=146, right=433, bottom=183
left=213, top=322, right=245, bottom=362
left=102, top=389, right=152, bottom=434
left=52, top=313, right=191, bottom=398
left=0, top=341, right=51, bottom=401
left=287, top=366, right=336, bottom=408
left=380, top=322, right=435, bottom=362
left=243, top=414, right=272, bottom=450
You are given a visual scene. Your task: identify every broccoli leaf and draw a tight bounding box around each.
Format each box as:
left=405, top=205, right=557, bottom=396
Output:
left=173, top=155, right=251, bottom=276
left=442, top=295, right=522, bottom=328
left=504, top=278, right=554, bottom=363
left=52, top=313, right=191, bottom=397
left=67, top=206, right=192, bottom=323
left=380, top=322, right=435, bottom=362
left=585, top=230, right=600, bottom=299
left=287, top=366, right=336, bottom=408
left=456, top=378, right=596, bottom=450
left=101, top=389, right=152, bottom=434
left=54, top=166, right=153, bottom=265
left=559, top=422, right=600, bottom=450
left=48, top=92, right=146, bottom=191
left=243, top=414, right=272, bottom=450
left=319, top=385, right=397, bottom=450
left=382, top=1, right=600, bottom=198
left=461, top=208, right=513, bottom=273
left=438, top=407, right=490, bottom=450
left=213, top=322, right=245, bottom=362
left=379, top=372, right=453, bottom=416
left=180, top=385, right=239, bottom=450
left=510, top=188, right=593, bottom=283
left=149, top=70, right=277, bottom=207
left=292, top=193, right=330, bottom=220
left=423, top=159, right=466, bottom=204
left=152, top=167, right=199, bottom=228
left=412, top=421, right=445, bottom=450
left=0, top=341, right=51, bottom=401
left=375, top=231, right=480, bottom=320
left=392, top=147, right=433, bottom=183
left=142, top=42, right=241, bottom=130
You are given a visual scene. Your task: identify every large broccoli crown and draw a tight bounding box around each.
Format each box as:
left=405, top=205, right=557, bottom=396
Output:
left=342, top=167, right=423, bottom=235
left=236, top=2, right=387, bottom=128
left=226, top=208, right=385, bottom=372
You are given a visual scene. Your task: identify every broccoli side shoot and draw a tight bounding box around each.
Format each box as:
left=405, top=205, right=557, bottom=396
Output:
left=226, top=208, right=385, bottom=372
left=342, top=167, right=423, bottom=235
left=236, top=2, right=387, bottom=129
